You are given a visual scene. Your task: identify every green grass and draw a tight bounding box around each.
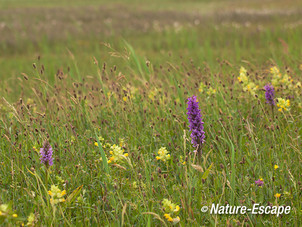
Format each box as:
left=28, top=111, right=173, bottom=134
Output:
left=0, top=0, right=301, bottom=226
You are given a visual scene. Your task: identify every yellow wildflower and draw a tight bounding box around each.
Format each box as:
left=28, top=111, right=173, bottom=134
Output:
left=0, top=203, right=19, bottom=220
left=275, top=193, right=281, bottom=198
left=162, top=199, right=180, bottom=213
left=270, top=66, right=280, bottom=76
left=162, top=199, right=181, bottom=224
left=199, top=82, right=206, bottom=93
left=238, top=74, right=248, bottom=84
left=271, top=66, right=282, bottom=87
left=243, top=82, right=258, bottom=96
left=0, top=204, right=8, bottom=214
left=156, top=147, right=170, bottom=162
left=48, top=185, right=66, bottom=205
left=238, top=67, right=249, bottom=84
left=104, top=142, right=111, bottom=148
left=274, top=165, right=279, bottom=170
left=148, top=88, right=160, bottom=100
left=27, top=213, right=35, bottom=226
left=179, top=156, right=186, bottom=165
left=119, top=138, right=125, bottom=147
left=239, top=66, right=247, bottom=76
left=281, top=74, right=293, bottom=87
left=132, top=181, right=138, bottom=189
left=271, top=66, right=294, bottom=89
left=164, top=213, right=173, bottom=222
left=122, top=86, right=137, bottom=101
left=107, top=144, right=128, bottom=164
left=95, top=137, right=105, bottom=147
left=207, top=87, right=216, bottom=96
left=276, top=98, right=290, bottom=112
left=26, top=98, right=34, bottom=105
left=238, top=67, right=258, bottom=96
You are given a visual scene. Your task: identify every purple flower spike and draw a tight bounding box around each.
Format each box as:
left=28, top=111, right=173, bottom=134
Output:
left=255, top=179, right=264, bottom=187
left=187, top=96, right=205, bottom=153
left=40, top=140, right=54, bottom=167
left=264, top=84, right=275, bottom=106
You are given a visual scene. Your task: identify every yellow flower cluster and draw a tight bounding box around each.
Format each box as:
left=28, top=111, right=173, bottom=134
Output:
left=107, top=144, right=128, bottom=164
left=270, top=66, right=280, bottom=76
left=276, top=98, right=290, bottom=112
left=207, top=87, right=216, bottom=96
left=179, top=155, right=186, bottom=165
left=237, top=67, right=258, bottom=96
left=274, top=193, right=281, bottom=198
left=294, top=81, right=302, bottom=98
left=156, top=147, right=170, bottom=162
left=0, top=204, right=18, bottom=218
left=162, top=199, right=180, bottom=213
left=271, top=66, right=293, bottom=89
left=271, top=66, right=302, bottom=99
left=26, top=213, right=35, bottom=226
left=119, top=138, right=125, bottom=147
left=164, top=214, right=180, bottom=223
left=48, top=185, right=66, bottom=205
left=199, top=82, right=216, bottom=96
left=26, top=98, right=34, bottom=105
left=162, top=199, right=180, bottom=224
left=198, top=82, right=206, bottom=93
left=148, top=88, right=161, bottom=100
left=94, top=136, right=111, bottom=149
left=107, top=91, right=117, bottom=99
left=122, top=86, right=138, bottom=102
left=94, top=136, right=104, bottom=147
left=238, top=67, right=249, bottom=83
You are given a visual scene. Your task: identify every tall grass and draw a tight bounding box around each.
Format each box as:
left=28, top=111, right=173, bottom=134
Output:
left=0, top=43, right=301, bottom=225
left=0, top=0, right=301, bottom=225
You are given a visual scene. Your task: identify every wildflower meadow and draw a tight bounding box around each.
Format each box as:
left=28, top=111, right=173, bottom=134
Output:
left=0, top=0, right=301, bottom=226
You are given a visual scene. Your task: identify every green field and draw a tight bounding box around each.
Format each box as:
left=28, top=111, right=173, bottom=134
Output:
left=0, top=0, right=301, bottom=226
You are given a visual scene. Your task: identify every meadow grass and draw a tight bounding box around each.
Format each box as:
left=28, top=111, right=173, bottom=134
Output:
left=0, top=0, right=301, bottom=226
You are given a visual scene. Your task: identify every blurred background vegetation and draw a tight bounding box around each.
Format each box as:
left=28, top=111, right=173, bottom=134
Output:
left=0, top=0, right=302, bottom=97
